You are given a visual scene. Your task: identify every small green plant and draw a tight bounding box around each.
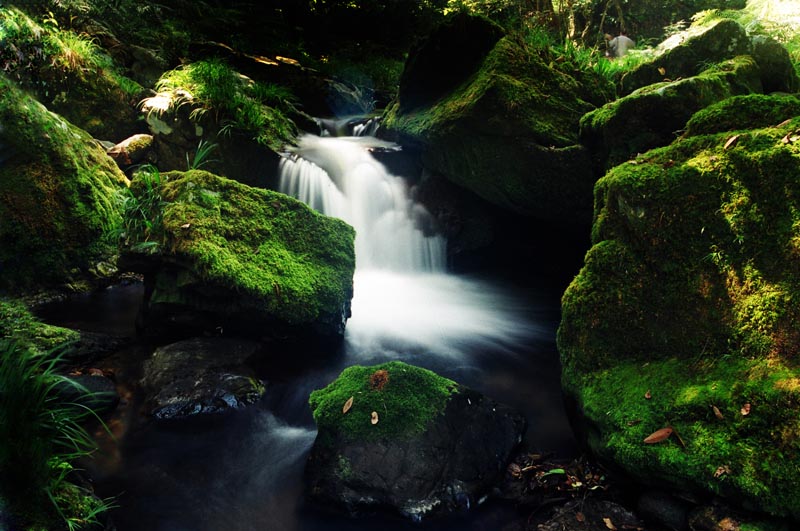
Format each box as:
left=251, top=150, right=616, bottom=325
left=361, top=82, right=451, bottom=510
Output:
left=118, top=165, right=166, bottom=249
left=0, top=340, right=114, bottom=530
left=186, top=139, right=218, bottom=170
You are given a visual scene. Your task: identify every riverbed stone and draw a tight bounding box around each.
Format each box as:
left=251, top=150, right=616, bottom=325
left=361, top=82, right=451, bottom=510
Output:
left=119, top=169, right=355, bottom=342
left=305, top=361, right=525, bottom=520
left=559, top=117, right=800, bottom=520
left=141, top=337, right=265, bottom=420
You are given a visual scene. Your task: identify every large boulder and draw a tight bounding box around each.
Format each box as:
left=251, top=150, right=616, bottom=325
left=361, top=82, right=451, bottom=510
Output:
left=140, top=337, right=265, bottom=420
left=559, top=116, right=800, bottom=520
left=305, top=361, right=525, bottom=520
left=119, top=169, right=355, bottom=342
left=0, top=74, right=128, bottom=292
left=619, top=18, right=752, bottom=95
left=749, top=35, right=800, bottom=94
left=580, top=55, right=763, bottom=173
left=383, top=15, right=612, bottom=226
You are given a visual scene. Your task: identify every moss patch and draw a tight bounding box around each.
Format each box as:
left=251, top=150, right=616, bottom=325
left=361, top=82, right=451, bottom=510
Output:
left=0, top=74, right=128, bottom=292
left=684, top=93, right=800, bottom=137
left=560, top=117, right=800, bottom=518
left=309, top=361, right=458, bottom=443
left=127, top=169, right=355, bottom=327
left=0, top=299, right=78, bottom=355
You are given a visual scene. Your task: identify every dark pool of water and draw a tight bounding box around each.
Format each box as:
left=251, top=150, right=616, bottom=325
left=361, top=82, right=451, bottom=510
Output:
left=39, top=271, right=576, bottom=531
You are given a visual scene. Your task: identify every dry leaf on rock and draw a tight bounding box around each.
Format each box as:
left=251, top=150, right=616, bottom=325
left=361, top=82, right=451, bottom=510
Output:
left=342, top=396, right=354, bottom=414
left=658, top=67, right=666, bottom=75
left=644, top=390, right=652, bottom=399
left=371, top=411, right=379, bottom=425
left=741, top=403, right=751, bottom=416
left=714, top=465, right=731, bottom=478
left=713, top=405, right=724, bottom=420
left=603, top=516, right=617, bottom=530
left=724, top=134, right=740, bottom=150
left=643, top=427, right=673, bottom=444
left=575, top=511, right=585, bottom=523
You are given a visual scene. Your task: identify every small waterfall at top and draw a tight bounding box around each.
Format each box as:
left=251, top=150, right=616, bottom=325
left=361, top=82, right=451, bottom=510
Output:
left=279, top=133, right=446, bottom=272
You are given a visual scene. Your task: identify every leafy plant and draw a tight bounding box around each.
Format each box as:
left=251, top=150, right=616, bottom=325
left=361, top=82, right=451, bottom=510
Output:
left=117, top=165, right=166, bottom=248
left=0, top=340, right=113, bottom=530
left=186, top=139, right=219, bottom=170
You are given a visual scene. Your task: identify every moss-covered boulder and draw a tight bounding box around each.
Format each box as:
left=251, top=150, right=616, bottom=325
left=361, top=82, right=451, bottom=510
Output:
left=384, top=15, right=611, bottom=225
left=559, top=117, right=800, bottom=520
left=306, top=361, right=525, bottom=520
left=119, top=169, right=355, bottom=342
left=0, top=75, right=128, bottom=292
left=581, top=55, right=762, bottom=172
left=0, top=7, right=145, bottom=141
left=619, top=18, right=752, bottom=95
left=684, top=93, right=800, bottom=137
left=750, top=35, right=800, bottom=94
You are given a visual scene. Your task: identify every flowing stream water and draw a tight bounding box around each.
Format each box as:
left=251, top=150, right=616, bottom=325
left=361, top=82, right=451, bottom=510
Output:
left=40, top=126, right=578, bottom=530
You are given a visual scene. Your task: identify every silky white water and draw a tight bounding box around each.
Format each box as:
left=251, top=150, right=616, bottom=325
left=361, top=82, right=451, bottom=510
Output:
left=279, top=134, right=543, bottom=357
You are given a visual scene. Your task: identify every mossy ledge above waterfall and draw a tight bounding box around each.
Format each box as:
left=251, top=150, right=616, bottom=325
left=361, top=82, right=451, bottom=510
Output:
left=558, top=116, right=800, bottom=520
left=382, top=14, right=612, bottom=225
left=119, top=169, right=355, bottom=342
left=0, top=74, right=129, bottom=293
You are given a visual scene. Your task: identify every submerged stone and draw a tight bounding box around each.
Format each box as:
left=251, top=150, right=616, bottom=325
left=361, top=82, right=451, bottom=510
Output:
left=120, top=169, right=355, bottom=342
left=559, top=118, right=800, bottom=520
left=141, top=337, right=265, bottom=420
left=305, top=361, right=525, bottom=520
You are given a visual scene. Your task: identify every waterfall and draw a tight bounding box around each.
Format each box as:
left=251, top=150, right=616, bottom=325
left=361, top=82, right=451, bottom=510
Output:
left=279, top=134, right=446, bottom=272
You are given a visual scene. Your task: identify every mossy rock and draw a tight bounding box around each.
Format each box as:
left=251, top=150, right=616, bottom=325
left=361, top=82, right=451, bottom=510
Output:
left=121, top=169, right=355, bottom=341
left=580, top=55, right=763, bottom=173
left=559, top=118, right=800, bottom=520
left=619, top=18, right=752, bottom=95
left=0, top=7, right=145, bottom=141
left=0, top=74, right=128, bottom=292
left=309, top=361, right=458, bottom=443
left=306, top=361, right=525, bottom=519
left=684, top=93, right=800, bottom=137
left=385, top=25, right=612, bottom=224
left=749, top=35, right=800, bottom=94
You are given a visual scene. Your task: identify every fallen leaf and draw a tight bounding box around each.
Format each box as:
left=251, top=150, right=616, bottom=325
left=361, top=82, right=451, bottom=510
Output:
left=658, top=67, right=666, bottom=76
left=507, top=463, right=521, bottom=477
left=713, top=405, right=724, bottom=420
left=643, top=426, right=673, bottom=444
left=741, top=403, right=751, bottom=416
left=371, top=411, right=379, bottom=425
left=575, top=511, right=586, bottom=522
left=644, top=390, right=652, bottom=400
left=776, top=118, right=793, bottom=128
left=604, top=516, right=617, bottom=530
left=783, top=133, right=792, bottom=144
left=180, top=223, right=191, bottom=229
left=724, top=134, right=740, bottom=150
left=714, top=465, right=731, bottom=478
left=342, top=396, right=354, bottom=414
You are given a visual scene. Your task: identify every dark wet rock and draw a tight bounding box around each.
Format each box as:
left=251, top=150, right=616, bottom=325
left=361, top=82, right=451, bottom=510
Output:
left=619, top=19, right=752, bottom=95
left=537, top=498, right=644, bottom=531
left=750, top=35, right=800, bottom=94
left=305, top=362, right=525, bottom=520
left=638, top=490, right=692, bottom=531
left=140, top=337, right=265, bottom=420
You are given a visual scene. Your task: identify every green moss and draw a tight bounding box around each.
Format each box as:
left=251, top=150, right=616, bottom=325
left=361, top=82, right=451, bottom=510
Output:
left=685, top=94, right=800, bottom=137
left=0, top=74, right=128, bottom=291
left=133, top=170, right=354, bottom=325
left=560, top=117, right=800, bottom=517
left=0, top=299, right=79, bottom=355
left=0, top=7, right=144, bottom=140
left=309, top=361, right=458, bottom=443
left=149, top=59, right=297, bottom=151
left=580, top=55, right=763, bottom=171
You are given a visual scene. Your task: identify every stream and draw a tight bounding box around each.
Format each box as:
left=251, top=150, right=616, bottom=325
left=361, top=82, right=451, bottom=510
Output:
left=38, top=126, right=579, bottom=530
